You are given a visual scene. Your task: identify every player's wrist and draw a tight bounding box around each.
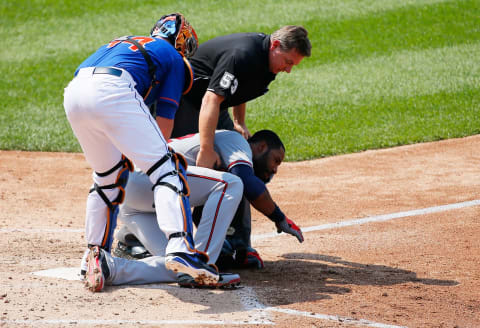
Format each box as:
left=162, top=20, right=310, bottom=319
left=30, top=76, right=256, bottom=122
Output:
left=267, top=205, right=286, bottom=223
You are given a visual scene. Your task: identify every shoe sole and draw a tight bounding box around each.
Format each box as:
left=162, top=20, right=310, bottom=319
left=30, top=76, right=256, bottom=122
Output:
left=85, top=247, right=104, bottom=292
left=179, top=277, right=241, bottom=289
left=166, top=256, right=219, bottom=285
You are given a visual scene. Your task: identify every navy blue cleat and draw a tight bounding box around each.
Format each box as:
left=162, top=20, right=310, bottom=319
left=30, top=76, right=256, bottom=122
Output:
left=165, top=252, right=219, bottom=285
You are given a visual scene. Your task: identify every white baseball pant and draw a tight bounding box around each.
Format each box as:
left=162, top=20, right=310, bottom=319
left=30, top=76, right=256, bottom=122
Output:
left=64, top=67, right=191, bottom=256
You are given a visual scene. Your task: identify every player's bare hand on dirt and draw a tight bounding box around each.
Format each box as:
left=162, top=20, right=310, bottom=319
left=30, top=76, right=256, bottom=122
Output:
left=196, top=148, right=221, bottom=169
left=275, top=217, right=304, bottom=243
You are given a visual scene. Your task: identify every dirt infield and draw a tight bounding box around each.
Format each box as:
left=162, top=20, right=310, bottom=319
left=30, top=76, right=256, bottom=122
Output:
left=1, top=135, right=479, bottom=327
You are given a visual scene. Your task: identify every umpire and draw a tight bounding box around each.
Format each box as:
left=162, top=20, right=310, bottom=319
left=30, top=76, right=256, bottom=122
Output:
left=171, top=25, right=312, bottom=168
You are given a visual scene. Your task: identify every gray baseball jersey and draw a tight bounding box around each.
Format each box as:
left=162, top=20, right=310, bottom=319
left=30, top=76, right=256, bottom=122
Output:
left=169, top=129, right=253, bottom=170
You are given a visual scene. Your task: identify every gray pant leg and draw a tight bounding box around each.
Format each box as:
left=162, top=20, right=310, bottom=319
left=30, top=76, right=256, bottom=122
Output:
left=117, top=170, right=167, bottom=254
left=119, top=208, right=168, bottom=256
left=227, top=196, right=252, bottom=250
left=105, top=251, right=176, bottom=285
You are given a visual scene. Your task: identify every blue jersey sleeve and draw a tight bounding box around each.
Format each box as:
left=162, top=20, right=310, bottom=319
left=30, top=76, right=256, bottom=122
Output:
left=229, top=164, right=266, bottom=201
left=152, top=55, right=185, bottom=119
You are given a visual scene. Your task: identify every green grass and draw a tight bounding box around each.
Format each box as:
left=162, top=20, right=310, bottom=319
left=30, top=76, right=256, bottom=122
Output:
left=1, top=0, right=479, bottom=160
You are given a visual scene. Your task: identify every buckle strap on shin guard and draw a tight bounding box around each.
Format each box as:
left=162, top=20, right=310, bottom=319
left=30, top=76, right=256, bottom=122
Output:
left=148, top=149, right=197, bottom=252
left=169, top=232, right=188, bottom=240
left=89, top=155, right=134, bottom=207
left=168, top=232, right=211, bottom=263
left=96, top=155, right=133, bottom=177
left=88, top=156, right=133, bottom=251
left=148, top=150, right=190, bottom=196
left=146, top=152, right=172, bottom=177
left=91, top=183, right=115, bottom=210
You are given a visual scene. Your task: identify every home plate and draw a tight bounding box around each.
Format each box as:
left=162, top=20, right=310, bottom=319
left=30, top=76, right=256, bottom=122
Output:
left=31, top=267, right=273, bottom=325
left=32, top=267, right=82, bottom=281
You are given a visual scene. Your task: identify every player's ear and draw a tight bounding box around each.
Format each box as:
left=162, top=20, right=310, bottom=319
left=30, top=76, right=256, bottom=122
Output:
left=257, top=141, right=268, bottom=154
left=270, top=39, right=280, bottom=51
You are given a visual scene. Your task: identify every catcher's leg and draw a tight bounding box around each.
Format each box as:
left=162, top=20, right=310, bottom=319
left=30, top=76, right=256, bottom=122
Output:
left=80, top=155, right=133, bottom=276
left=147, top=150, right=219, bottom=284
left=87, top=155, right=133, bottom=251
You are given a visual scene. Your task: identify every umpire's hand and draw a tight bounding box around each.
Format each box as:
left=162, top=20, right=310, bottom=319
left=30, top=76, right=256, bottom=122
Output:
left=196, top=148, right=221, bottom=169
left=275, top=217, right=304, bottom=243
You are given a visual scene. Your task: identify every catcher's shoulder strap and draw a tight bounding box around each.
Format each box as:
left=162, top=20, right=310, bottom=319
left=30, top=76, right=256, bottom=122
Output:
left=115, top=36, right=157, bottom=82
left=114, top=36, right=160, bottom=115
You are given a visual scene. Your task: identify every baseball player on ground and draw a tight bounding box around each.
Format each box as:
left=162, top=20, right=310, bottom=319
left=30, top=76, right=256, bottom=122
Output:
left=63, top=13, right=220, bottom=292
left=114, top=130, right=304, bottom=275
left=83, top=154, right=244, bottom=290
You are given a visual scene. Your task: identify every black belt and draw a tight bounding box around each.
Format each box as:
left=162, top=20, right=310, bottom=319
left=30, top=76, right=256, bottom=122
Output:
left=92, top=67, right=122, bottom=77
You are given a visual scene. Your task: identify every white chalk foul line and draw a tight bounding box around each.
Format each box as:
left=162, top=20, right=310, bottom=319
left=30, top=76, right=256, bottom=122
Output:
left=238, top=286, right=273, bottom=324
left=3, top=199, right=479, bottom=235
left=0, top=228, right=83, bottom=233
left=28, top=269, right=399, bottom=327
left=14, top=199, right=480, bottom=327
left=0, top=319, right=272, bottom=326
left=252, top=199, right=480, bottom=241
left=266, top=307, right=406, bottom=328
left=0, top=310, right=404, bottom=328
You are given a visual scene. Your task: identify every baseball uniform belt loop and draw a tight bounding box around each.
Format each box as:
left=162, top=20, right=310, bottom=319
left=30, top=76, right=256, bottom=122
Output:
left=93, top=67, right=123, bottom=77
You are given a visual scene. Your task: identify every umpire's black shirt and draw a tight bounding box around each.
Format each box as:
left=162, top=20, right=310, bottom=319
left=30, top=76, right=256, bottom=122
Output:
left=170, top=33, right=277, bottom=137
left=184, top=33, right=277, bottom=110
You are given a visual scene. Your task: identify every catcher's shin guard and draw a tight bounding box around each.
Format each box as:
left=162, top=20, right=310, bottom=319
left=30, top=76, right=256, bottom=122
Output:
left=147, top=149, right=208, bottom=259
left=89, top=155, right=133, bottom=251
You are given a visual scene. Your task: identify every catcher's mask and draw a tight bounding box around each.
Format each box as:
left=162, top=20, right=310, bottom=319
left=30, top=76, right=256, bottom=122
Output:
left=151, top=13, right=198, bottom=58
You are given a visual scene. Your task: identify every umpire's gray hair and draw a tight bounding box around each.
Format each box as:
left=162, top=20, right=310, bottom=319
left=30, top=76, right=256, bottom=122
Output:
left=271, top=25, right=311, bottom=57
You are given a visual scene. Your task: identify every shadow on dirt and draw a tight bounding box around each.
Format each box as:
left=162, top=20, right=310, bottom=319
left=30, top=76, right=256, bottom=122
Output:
left=123, top=253, right=458, bottom=314
left=239, top=253, right=458, bottom=306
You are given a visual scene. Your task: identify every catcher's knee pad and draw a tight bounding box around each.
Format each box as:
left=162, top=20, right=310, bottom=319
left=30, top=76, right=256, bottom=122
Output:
left=146, top=148, right=205, bottom=257
left=89, top=155, right=133, bottom=251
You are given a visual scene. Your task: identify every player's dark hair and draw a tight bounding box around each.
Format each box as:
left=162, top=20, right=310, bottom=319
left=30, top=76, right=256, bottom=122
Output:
left=271, top=25, right=311, bottom=57
left=248, top=130, right=285, bottom=152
